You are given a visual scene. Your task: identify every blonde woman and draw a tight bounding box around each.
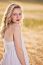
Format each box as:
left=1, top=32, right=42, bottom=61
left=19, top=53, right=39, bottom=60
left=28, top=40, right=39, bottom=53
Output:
left=0, top=3, right=30, bottom=65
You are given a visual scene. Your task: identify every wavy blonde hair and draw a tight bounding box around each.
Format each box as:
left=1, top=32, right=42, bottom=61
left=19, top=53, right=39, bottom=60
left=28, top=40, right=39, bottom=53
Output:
left=1, top=3, right=24, bottom=38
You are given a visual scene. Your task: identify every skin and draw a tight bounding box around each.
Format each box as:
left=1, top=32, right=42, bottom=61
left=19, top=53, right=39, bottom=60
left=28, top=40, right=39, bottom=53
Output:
left=4, top=8, right=26, bottom=65
left=11, top=8, right=22, bottom=24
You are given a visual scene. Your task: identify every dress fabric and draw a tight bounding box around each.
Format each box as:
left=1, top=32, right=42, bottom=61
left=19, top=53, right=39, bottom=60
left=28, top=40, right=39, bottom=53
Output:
left=1, top=34, right=30, bottom=65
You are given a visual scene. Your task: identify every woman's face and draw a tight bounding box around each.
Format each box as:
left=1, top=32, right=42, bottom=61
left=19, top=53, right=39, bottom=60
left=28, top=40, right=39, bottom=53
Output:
left=11, top=8, right=22, bottom=24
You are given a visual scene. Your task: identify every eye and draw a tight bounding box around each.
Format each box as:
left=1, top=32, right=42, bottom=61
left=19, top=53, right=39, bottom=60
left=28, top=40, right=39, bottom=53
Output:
left=13, top=13, right=16, bottom=15
left=19, top=13, right=22, bottom=15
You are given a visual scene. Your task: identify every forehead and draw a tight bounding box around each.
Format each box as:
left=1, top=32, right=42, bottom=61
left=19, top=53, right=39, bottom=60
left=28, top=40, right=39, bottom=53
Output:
left=12, top=8, right=22, bottom=13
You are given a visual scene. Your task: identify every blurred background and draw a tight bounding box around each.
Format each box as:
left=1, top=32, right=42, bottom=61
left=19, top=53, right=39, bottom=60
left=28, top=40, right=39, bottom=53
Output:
left=0, top=0, right=43, bottom=65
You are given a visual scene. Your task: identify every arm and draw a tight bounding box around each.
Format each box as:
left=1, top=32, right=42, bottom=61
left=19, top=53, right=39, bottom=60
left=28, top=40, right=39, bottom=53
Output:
left=13, top=24, right=26, bottom=65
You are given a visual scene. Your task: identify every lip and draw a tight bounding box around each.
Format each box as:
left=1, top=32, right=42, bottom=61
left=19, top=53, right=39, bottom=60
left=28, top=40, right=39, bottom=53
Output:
left=16, top=19, right=20, bottom=21
left=16, top=20, right=20, bottom=24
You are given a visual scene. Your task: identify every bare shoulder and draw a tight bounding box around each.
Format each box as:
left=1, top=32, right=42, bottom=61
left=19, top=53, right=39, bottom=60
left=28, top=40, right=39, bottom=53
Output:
left=12, top=23, right=21, bottom=32
left=12, top=24, right=21, bottom=40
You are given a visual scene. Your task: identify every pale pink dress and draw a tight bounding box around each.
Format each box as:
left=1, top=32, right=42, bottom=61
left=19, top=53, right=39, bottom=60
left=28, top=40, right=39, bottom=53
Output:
left=0, top=33, right=30, bottom=65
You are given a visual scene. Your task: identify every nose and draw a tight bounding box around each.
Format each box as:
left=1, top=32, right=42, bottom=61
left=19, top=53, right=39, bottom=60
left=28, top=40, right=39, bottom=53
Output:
left=16, top=14, right=19, bottom=18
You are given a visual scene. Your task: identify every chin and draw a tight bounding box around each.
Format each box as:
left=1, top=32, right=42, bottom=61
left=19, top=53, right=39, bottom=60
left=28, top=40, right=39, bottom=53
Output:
left=16, top=21, right=20, bottom=24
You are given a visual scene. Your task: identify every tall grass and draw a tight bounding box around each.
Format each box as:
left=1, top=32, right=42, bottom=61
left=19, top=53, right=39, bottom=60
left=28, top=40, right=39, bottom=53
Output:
left=23, top=18, right=43, bottom=28
left=24, top=10, right=43, bottom=13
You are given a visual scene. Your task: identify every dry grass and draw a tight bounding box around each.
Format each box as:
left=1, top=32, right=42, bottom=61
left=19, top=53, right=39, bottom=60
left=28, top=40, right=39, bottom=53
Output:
left=22, top=26, right=43, bottom=65
left=0, top=2, right=43, bottom=65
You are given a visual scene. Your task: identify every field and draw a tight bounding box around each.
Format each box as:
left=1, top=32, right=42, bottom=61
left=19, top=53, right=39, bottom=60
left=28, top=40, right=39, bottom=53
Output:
left=0, top=1, right=43, bottom=65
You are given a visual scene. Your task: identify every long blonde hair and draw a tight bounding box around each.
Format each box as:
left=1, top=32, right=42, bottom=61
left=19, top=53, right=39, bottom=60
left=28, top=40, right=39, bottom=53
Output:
left=1, top=3, right=24, bottom=38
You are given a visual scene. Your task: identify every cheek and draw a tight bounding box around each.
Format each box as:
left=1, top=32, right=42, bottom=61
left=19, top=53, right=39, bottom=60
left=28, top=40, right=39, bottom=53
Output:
left=19, top=14, right=22, bottom=18
left=11, top=15, right=16, bottom=21
left=20, top=15, right=22, bottom=19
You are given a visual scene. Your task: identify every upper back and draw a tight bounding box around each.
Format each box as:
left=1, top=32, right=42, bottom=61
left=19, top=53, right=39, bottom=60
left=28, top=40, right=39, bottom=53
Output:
left=4, top=25, right=13, bottom=42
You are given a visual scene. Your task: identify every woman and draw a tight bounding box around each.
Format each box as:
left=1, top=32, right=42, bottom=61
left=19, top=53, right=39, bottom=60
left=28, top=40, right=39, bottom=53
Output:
left=0, top=3, right=30, bottom=65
